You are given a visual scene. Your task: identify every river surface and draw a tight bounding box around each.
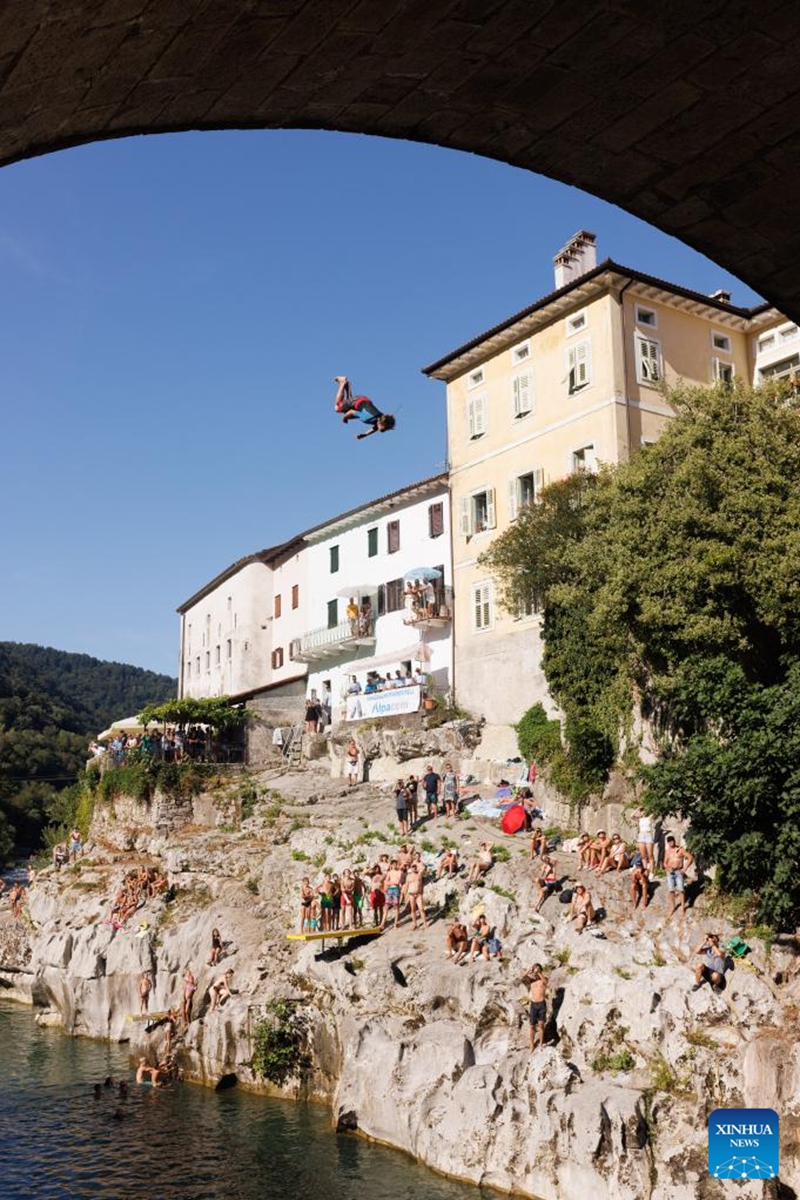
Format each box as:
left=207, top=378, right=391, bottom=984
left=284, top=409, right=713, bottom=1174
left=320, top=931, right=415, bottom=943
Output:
left=0, top=999, right=492, bottom=1200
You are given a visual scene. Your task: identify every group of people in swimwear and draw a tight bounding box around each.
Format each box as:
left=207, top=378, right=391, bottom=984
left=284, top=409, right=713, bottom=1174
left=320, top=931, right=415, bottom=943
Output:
left=110, top=865, right=169, bottom=928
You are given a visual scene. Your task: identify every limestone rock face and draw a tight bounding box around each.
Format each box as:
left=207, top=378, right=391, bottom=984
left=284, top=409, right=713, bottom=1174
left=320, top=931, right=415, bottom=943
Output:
left=0, top=760, right=797, bottom=1200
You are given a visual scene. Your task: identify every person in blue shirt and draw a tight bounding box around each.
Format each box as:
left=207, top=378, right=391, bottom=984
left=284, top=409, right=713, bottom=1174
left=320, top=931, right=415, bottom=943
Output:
left=334, top=376, right=395, bottom=439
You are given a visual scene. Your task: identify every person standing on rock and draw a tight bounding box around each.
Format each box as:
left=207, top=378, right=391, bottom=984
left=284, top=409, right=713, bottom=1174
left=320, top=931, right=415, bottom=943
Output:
left=442, top=763, right=459, bottom=818
left=182, top=968, right=197, bottom=1024
left=404, top=861, right=428, bottom=931
left=368, top=864, right=385, bottom=928
left=422, top=765, right=441, bottom=824
left=207, top=927, right=223, bottom=966
left=524, top=965, right=548, bottom=1051
left=139, top=971, right=152, bottom=1015
left=345, top=738, right=360, bottom=787
left=664, top=835, right=694, bottom=919
left=632, top=807, right=656, bottom=877
left=382, top=860, right=405, bottom=931
left=405, top=774, right=419, bottom=827
left=394, top=779, right=410, bottom=836
left=299, top=879, right=315, bottom=933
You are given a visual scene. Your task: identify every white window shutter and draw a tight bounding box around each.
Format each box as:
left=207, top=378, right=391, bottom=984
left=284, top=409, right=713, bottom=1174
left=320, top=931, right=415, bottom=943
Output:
left=513, top=371, right=532, bottom=416
left=467, top=396, right=476, bottom=439
left=508, top=478, right=518, bottom=521
left=459, top=496, right=472, bottom=537
left=473, top=585, right=484, bottom=630
left=533, top=467, right=545, bottom=499
left=483, top=583, right=492, bottom=628
left=568, top=450, right=577, bottom=475
left=485, top=488, right=496, bottom=529
left=567, top=346, right=576, bottom=392
left=586, top=445, right=597, bottom=472
left=474, top=393, right=487, bottom=436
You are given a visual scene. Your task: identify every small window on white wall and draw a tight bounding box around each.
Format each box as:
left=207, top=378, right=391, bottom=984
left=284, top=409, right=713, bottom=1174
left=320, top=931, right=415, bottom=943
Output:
left=712, top=357, right=734, bottom=384
left=711, top=331, right=732, bottom=353
left=571, top=444, right=597, bottom=474
left=511, top=341, right=530, bottom=365
left=635, top=304, right=657, bottom=328
left=566, top=308, right=587, bottom=337
left=472, top=581, right=494, bottom=632
left=512, top=371, right=533, bottom=418
left=508, top=469, right=544, bottom=520
left=458, top=488, right=496, bottom=537
left=467, top=367, right=484, bottom=390
left=468, top=392, right=488, bottom=439
left=636, top=335, right=662, bottom=385
left=780, top=324, right=798, bottom=342
left=567, top=340, right=592, bottom=393
left=757, top=332, right=775, bottom=352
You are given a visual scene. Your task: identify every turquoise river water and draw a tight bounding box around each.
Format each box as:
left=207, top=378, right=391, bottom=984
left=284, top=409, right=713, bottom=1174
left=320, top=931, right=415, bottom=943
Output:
left=0, top=998, right=497, bottom=1200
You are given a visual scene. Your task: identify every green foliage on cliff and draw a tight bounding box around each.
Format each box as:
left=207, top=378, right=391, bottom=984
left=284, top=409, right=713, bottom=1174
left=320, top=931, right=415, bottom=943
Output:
left=251, top=1000, right=309, bottom=1086
left=482, top=380, right=800, bottom=926
left=0, top=642, right=175, bottom=863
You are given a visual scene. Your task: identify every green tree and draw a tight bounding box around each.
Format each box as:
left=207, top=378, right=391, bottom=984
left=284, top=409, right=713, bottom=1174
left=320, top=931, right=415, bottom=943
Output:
left=482, top=379, right=800, bottom=925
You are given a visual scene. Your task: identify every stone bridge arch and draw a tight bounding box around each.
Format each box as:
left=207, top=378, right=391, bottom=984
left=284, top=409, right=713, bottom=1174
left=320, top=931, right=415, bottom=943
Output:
left=1, top=2, right=799, bottom=314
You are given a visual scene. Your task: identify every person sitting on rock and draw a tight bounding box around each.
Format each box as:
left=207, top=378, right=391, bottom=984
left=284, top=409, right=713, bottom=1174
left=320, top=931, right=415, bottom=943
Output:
left=529, top=825, right=547, bottom=860
left=630, top=862, right=650, bottom=910
left=469, top=914, right=502, bottom=963
left=467, top=843, right=493, bottom=886
left=534, top=855, right=558, bottom=913
left=587, top=830, right=611, bottom=870
left=577, top=834, right=593, bottom=870
left=568, top=884, right=594, bottom=933
left=597, top=834, right=629, bottom=874
left=445, top=920, right=469, bottom=964
left=436, top=848, right=460, bottom=880
left=692, top=933, right=730, bottom=994
left=208, top=969, right=234, bottom=1012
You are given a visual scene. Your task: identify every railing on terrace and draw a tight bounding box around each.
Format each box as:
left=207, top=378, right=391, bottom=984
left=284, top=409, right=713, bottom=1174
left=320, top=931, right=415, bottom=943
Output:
left=404, top=583, right=454, bottom=626
left=292, top=618, right=375, bottom=662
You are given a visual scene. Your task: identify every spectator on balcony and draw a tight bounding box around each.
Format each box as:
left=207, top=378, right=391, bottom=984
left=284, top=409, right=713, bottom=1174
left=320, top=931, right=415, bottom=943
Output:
left=347, top=675, right=361, bottom=695
left=423, top=578, right=436, bottom=617
left=403, top=583, right=418, bottom=625
left=346, top=597, right=359, bottom=636
left=358, top=597, right=373, bottom=636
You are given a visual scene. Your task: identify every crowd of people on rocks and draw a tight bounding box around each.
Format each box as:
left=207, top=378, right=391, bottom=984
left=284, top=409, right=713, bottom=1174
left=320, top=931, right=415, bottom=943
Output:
left=109, top=866, right=169, bottom=928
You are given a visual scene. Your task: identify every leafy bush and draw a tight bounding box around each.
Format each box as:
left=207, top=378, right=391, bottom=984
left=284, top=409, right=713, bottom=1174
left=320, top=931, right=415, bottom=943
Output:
left=514, top=703, right=562, bottom=764
left=251, top=1000, right=309, bottom=1085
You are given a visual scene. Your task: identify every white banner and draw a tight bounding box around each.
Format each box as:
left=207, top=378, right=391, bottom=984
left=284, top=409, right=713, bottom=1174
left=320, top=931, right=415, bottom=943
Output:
left=345, top=685, right=421, bottom=721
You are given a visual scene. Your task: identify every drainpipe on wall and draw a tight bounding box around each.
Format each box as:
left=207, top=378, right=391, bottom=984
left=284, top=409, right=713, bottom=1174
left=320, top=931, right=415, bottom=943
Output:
left=614, top=278, right=635, bottom=460
left=446, top=479, right=456, bottom=707
left=177, top=613, right=185, bottom=699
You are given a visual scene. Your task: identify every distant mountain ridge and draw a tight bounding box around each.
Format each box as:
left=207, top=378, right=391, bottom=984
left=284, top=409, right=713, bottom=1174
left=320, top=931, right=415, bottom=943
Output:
left=0, top=642, right=176, bottom=860
left=0, top=642, right=176, bottom=733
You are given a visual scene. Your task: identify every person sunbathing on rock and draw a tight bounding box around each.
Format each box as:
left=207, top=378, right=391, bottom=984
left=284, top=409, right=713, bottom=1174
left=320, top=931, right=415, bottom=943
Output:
left=208, top=969, right=234, bottom=1012
left=534, top=856, right=558, bottom=913
left=630, top=862, right=650, bottom=910
left=446, top=921, right=469, bottom=964
left=436, top=848, right=459, bottom=880
left=568, top=884, right=594, bottom=933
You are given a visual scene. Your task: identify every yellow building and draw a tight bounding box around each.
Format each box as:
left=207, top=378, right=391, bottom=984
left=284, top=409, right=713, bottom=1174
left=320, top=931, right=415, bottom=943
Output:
left=423, top=231, right=791, bottom=735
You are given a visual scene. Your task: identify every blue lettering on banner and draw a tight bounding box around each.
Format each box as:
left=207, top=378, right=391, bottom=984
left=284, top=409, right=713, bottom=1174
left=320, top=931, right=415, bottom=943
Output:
left=346, top=685, right=421, bottom=722
left=708, top=1109, right=779, bottom=1180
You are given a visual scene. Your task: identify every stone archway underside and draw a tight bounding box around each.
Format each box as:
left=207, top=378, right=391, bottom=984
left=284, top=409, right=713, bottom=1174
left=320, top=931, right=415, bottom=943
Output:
left=2, top=1, right=800, bottom=316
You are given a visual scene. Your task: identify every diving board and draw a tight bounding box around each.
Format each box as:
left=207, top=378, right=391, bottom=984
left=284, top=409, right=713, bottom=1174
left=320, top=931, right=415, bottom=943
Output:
left=286, top=926, right=383, bottom=953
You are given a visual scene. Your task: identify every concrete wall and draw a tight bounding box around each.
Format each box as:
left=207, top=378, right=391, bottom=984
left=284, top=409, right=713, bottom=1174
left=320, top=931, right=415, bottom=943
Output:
left=245, top=680, right=307, bottom=767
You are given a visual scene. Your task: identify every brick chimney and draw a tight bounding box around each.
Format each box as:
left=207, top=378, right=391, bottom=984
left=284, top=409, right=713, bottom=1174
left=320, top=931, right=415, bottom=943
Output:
left=553, top=230, right=598, bottom=289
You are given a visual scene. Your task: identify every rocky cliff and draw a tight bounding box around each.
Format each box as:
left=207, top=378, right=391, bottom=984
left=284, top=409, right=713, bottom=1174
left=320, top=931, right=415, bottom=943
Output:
left=0, top=754, right=798, bottom=1200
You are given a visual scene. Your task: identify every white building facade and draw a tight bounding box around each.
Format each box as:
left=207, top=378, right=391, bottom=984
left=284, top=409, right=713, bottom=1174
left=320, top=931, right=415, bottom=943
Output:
left=293, top=475, right=453, bottom=722
left=177, top=475, right=453, bottom=727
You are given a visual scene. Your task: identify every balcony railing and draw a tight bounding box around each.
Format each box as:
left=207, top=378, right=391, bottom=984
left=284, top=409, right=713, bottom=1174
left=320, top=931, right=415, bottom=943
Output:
left=292, top=618, right=376, bottom=662
left=403, top=583, right=453, bottom=628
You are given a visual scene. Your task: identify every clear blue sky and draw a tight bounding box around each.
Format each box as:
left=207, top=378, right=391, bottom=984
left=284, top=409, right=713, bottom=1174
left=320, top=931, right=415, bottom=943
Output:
left=0, top=129, right=763, bottom=677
